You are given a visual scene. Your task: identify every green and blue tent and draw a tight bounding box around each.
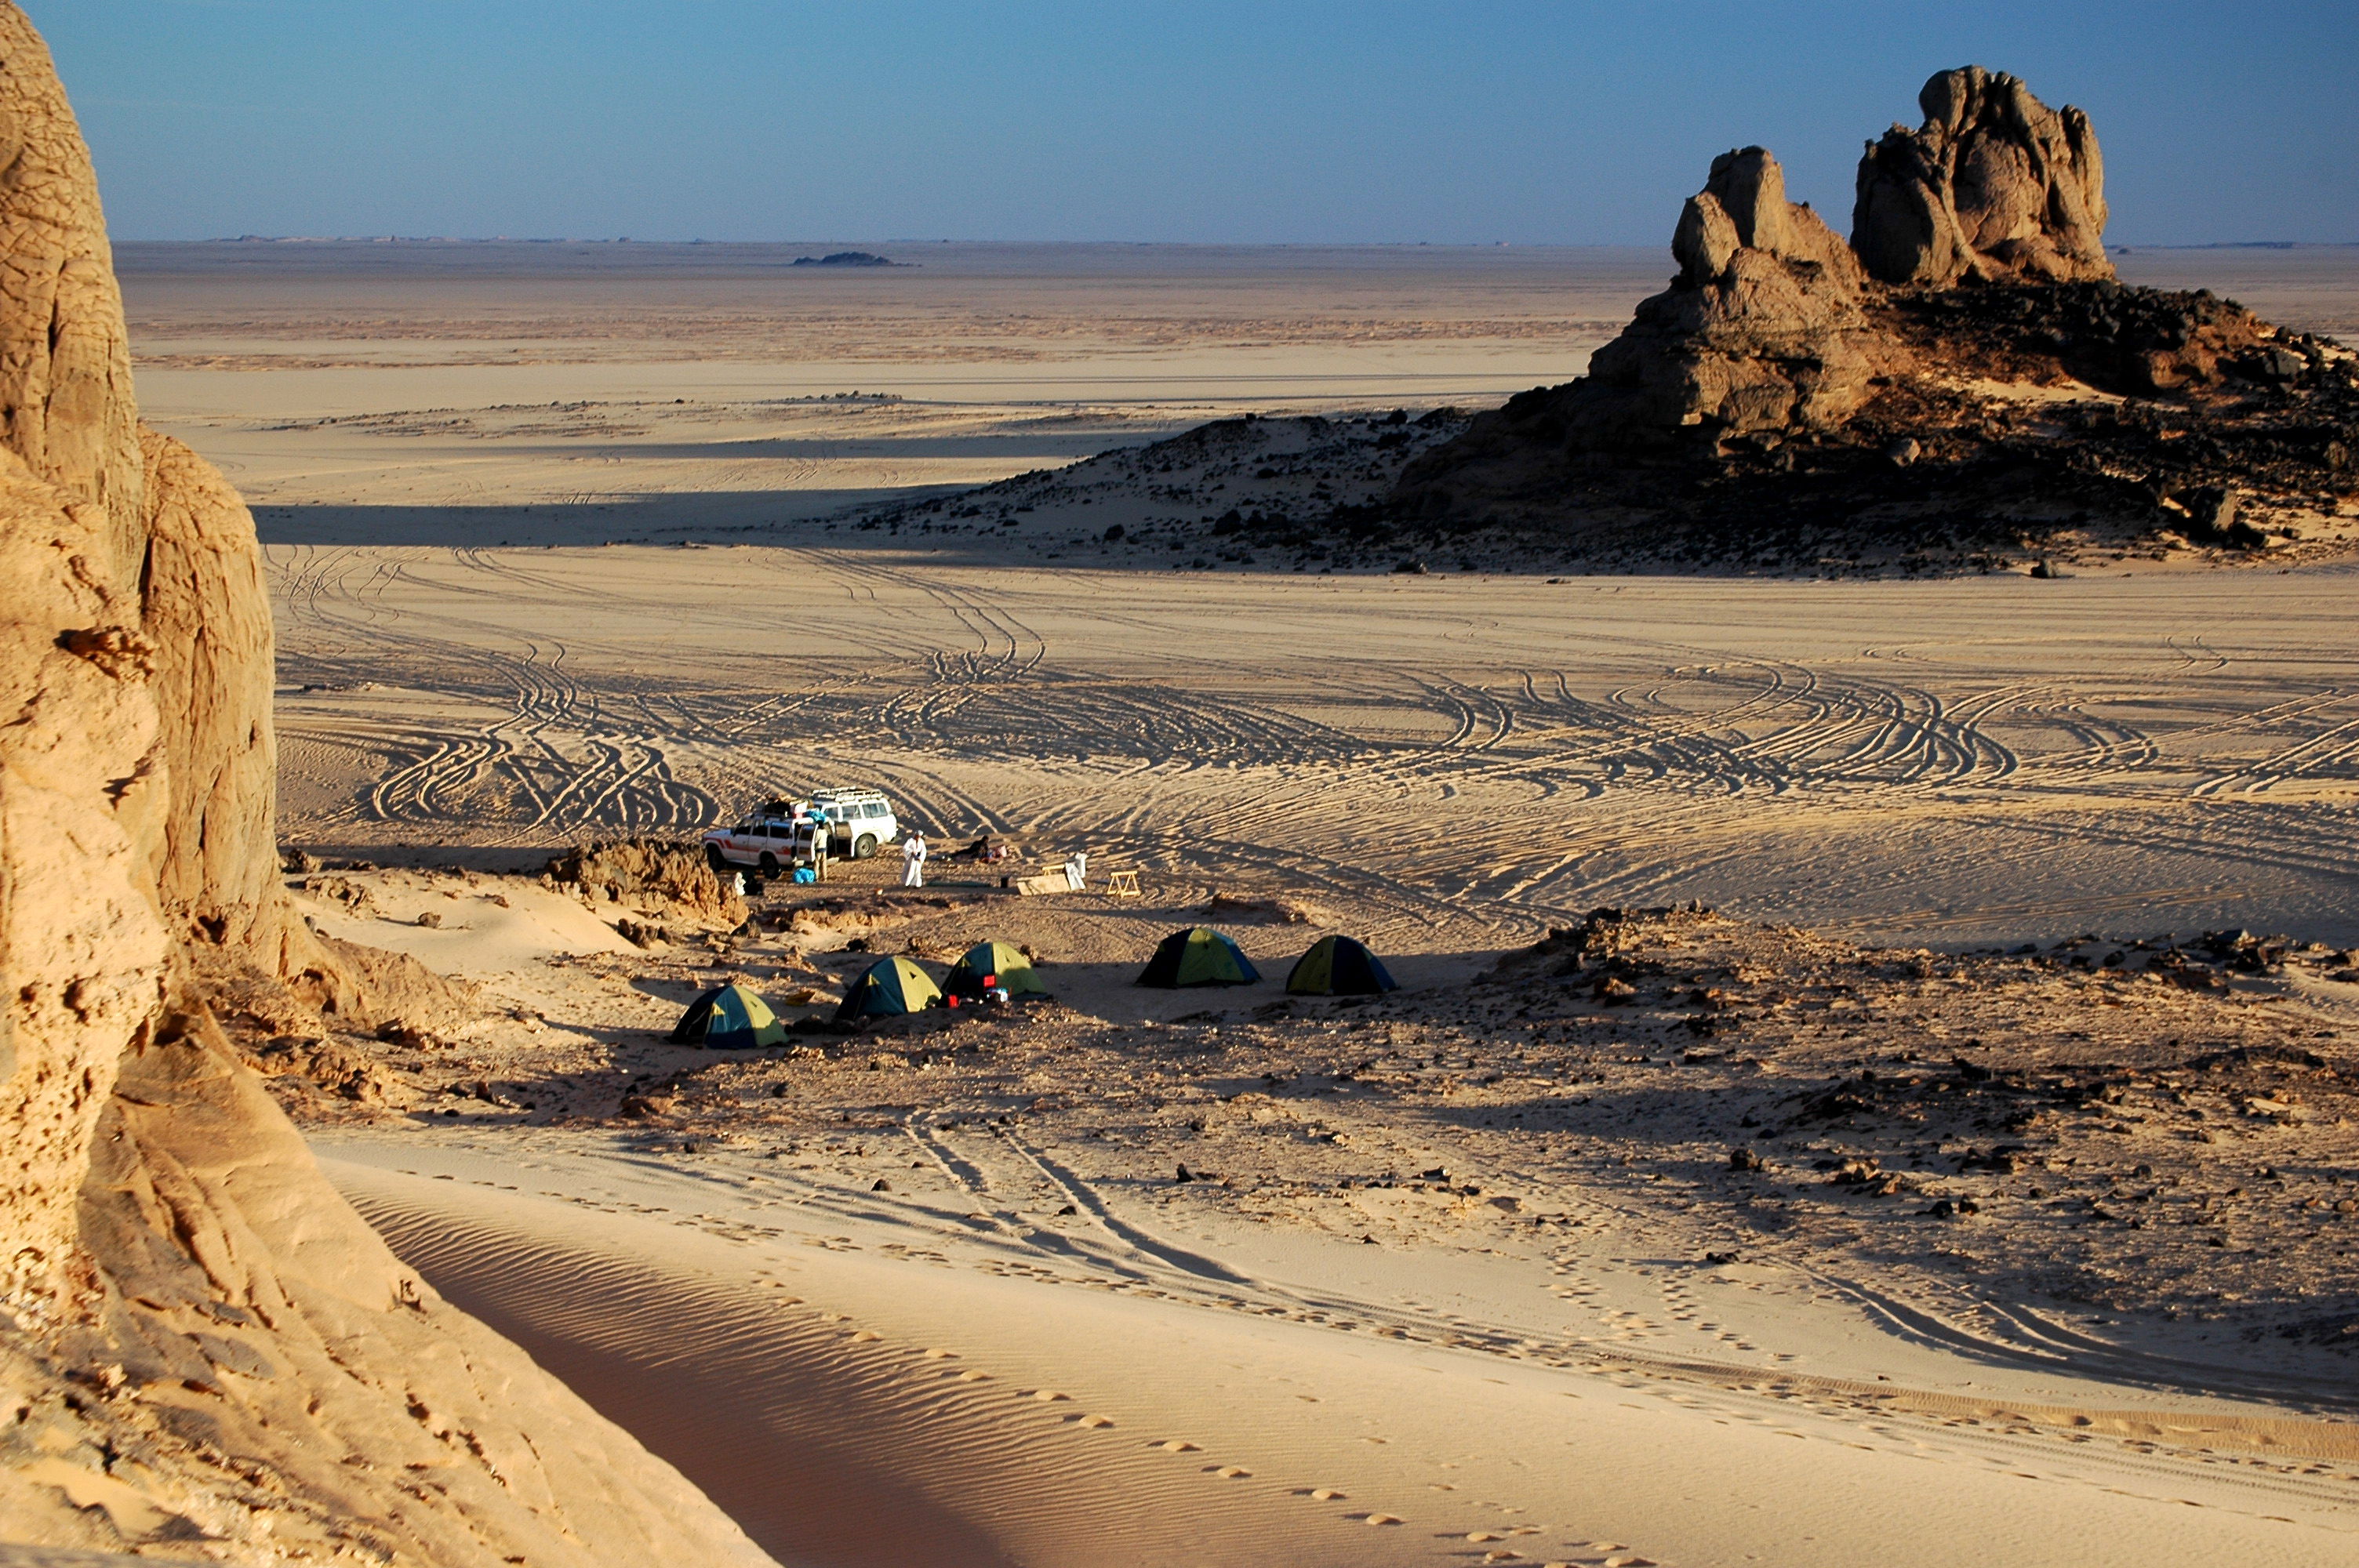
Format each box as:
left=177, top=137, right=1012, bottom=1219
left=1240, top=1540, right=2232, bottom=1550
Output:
left=834, top=956, right=944, bottom=1022
left=1286, top=935, right=1397, bottom=996
left=669, top=983, right=787, bottom=1048
left=1136, top=927, right=1259, bottom=989
left=945, top=940, right=1049, bottom=999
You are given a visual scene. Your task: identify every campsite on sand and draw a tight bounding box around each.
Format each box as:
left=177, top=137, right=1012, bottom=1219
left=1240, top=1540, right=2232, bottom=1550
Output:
left=274, top=842, right=2359, bottom=1568
left=13, top=0, right=2359, bottom=1558
left=114, top=47, right=2359, bottom=1568
left=213, top=238, right=2359, bottom=1561
left=225, top=242, right=2359, bottom=1567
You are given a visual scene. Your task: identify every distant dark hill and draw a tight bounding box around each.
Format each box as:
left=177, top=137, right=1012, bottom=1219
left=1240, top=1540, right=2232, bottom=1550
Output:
left=791, top=251, right=907, bottom=267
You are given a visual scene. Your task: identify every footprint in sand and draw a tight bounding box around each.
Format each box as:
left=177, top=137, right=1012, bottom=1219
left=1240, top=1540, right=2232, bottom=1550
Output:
left=1031, top=1389, right=1069, bottom=1402
left=1209, top=1465, right=1251, bottom=1479
left=1307, top=1488, right=1347, bottom=1501
left=1073, top=1414, right=1114, bottom=1428
left=922, top=1348, right=959, bottom=1359
left=1361, top=1513, right=1403, bottom=1526
left=1154, top=1439, right=1201, bottom=1453
left=848, top=1330, right=881, bottom=1342
left=956, top=1370, right=990, bottom=1381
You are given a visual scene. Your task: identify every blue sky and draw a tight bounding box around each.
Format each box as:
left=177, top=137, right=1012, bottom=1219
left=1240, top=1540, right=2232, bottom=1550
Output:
left=43, top=1, right=2359, bottom=245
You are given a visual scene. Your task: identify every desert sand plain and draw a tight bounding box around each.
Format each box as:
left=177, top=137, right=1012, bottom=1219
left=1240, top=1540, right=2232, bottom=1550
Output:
left=130, top=243, right=2359, bottom=1566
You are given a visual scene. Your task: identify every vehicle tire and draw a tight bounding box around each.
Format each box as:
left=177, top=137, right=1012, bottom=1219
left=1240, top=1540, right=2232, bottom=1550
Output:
left=759, top=853, right=780, bottom=877
left=706, top=844, right=729, bottom=872
left=854, top=834, right=878, bottom=860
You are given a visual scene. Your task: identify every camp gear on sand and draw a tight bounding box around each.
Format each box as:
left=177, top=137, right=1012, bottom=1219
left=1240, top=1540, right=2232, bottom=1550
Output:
left=1136, top=927, right=1259, bottom=988
left=834, top=956, right=943, bottom=1022
left=669, top=983, right=787, bottom=1048
left=946, top=940, right=1049, bottom=1000
left=1286, top=935, right=1398, bottom=996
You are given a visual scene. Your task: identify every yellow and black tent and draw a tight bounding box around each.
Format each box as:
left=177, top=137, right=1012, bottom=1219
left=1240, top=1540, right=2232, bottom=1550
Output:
left=834, top=956, right=944, bottom=1022
left=670, top=983, right=788, bottom=1047
left=1136, top=927, right=1259, bottom=988
left=1286, top=935, right=1397, bottom=996
left=946, top=940, right=1049, bottom=998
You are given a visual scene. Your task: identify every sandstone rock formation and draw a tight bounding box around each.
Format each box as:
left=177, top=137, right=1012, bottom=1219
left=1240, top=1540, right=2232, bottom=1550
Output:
left=0, top=7, right=776, bottom=1561
left=136, top=420, right=466, bottom=1037
left=0, top=16, right=143, bottom=581
left=547, top=838, right=750, bottom=925
left=1396, top=144, right=1892, bottom=503
left=1390, top=145, right=1896, bottom=523
left=1583, top=145, right=1887, bottom=441
left=0, top=437, right=167, bottom=1307
left=1852, top=66, right=2112, bottom=287
left=1387, top=67, right=2354, bottom=568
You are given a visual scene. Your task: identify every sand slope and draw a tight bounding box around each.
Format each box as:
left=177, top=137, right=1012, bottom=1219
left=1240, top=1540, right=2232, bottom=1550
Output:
left=324, top=1137, right=2359, bottom=1568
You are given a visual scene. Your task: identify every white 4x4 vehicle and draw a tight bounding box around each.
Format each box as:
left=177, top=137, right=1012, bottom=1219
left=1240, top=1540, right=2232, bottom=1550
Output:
left=808, top=789, right=900, bottom=858
left=701, top=788, right=900, bottom=875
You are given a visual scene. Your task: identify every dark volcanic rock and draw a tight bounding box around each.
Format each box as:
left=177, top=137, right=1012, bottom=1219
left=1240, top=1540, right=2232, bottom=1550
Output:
left=1390, top=70, right=2358, bottom=573
left=791, top=250, right=903, bottom=267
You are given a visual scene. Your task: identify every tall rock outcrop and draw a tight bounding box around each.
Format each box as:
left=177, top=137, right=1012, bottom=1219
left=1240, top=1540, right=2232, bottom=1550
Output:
left=1852, top=65, right=2112, bottom=287
left=1392, top=146, right=1898, bottom=521
left=1390, top=66, right=2353, bottom=561
left=0, top=8, right=776, bottom=1562
left=136, top=426, right=282, bottom=949
left=0, top=444, right=167, bottom=1305
left=0, top=11, right=144, bottom=579
left=1583, top=146, right=1885, bottom=440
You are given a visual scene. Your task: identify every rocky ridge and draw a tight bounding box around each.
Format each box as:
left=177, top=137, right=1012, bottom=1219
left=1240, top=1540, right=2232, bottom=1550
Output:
left=1392, top=67, right=2358, bottom=574
left=0, top=8, right=773, bottom=1562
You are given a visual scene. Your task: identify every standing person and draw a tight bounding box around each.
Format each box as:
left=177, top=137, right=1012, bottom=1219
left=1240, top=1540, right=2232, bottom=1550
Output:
left=902, top=829, right=928, bottom=887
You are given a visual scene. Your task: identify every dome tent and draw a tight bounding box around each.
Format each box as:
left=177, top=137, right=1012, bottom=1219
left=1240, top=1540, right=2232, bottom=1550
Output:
left=1136, top=927, right=1259, bottom=989
left=669, top=983, right=787, bottom=1049
left=1286, top=935, right=1398, bottom=996
left=945, top=940, right=1049, bottom=999
left=834, top=956, right=944, bottom=1022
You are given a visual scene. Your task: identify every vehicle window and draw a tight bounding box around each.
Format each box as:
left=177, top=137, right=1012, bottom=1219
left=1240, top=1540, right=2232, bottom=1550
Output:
left=732, top=823, right=753, bottom=835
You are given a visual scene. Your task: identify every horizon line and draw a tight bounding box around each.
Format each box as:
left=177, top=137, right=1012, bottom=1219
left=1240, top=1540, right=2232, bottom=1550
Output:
left=110, top=235, right=2359, bottom=251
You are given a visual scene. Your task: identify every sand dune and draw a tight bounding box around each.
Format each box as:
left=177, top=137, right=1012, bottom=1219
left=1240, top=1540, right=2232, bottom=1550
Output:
left=322, top=1137, right=2359, bottom=1568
